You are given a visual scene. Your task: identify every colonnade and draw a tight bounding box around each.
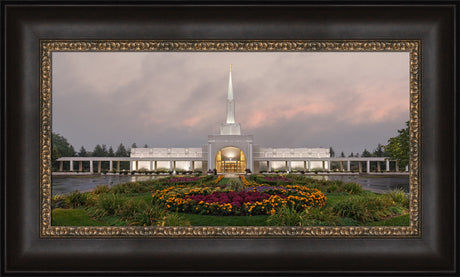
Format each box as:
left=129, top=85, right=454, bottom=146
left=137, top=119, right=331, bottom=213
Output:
left=56, top=157, right=205, bottom=173
left=256, top=157, right=408, bottom=173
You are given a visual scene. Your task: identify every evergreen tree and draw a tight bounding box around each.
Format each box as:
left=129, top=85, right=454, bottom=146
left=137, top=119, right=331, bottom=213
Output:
left=340, top=152, right=345, bottom=158
left=384, top=121, right=410, bottom=169
left=51, top=132, right=75, bottom=170
left=92, top=144, right=104, bottom=157
left=373, top=143, right=385, bottom=157
left=349, top=152, right=354, bottom=157
left=329, top=147, right=335, bottom=157
left=115, top=143, right=129, bottom=157
left=108, top=146, right=115, bottom=157
left=355, top=153, right=360, bottom=157
left=101, top=144, right=108, bottom=156
left=131, top=143, right=137, bottom=149
left=144, top=144, right=148, bottom=148
left=78, top=146, right=88, bottom=157
left=361, top=149, right=372, bottom=157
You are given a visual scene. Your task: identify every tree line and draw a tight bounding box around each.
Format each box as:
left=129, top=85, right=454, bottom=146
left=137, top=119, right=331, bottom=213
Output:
left=51, top=132, right=145, bottom=171
left=329, top=121, right=410, bottom=169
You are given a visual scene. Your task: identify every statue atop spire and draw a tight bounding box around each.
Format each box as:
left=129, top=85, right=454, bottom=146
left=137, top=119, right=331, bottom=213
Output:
left=220, top=64, right=241, bottom=135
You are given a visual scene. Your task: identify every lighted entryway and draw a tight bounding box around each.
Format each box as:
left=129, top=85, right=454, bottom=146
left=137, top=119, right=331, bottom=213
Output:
left=215, top=147, right=246, bottom=173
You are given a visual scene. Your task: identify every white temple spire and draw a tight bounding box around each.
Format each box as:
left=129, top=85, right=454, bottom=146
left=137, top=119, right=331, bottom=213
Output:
left=220, top=64, right=241, bottom=135
left=226, top=64, right=235, bottom=124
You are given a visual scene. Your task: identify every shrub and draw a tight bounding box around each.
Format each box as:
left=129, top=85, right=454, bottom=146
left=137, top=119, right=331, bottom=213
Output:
left=344, top=183, right=363, bottom=194
left=266, top=206, right=309, bottom=226
left=65, top=190, right=89, bottom=208
left=157, top=213, right=191, bottom=226
left=51, top=194, right=68, bottom=209
left=326, top=184, right=338, bottom=193
left=332, top=195, right=398, bottom=223
left=97, top=193, right=123, bottom=216
left=92, top=184, right=110, bottom=194
left=110, top=182, right=149, bottom=194
left=386, top=188, right=409, bottom=208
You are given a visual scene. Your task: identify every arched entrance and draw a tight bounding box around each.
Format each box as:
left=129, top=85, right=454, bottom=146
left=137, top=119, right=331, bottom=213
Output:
left=215, top=147, right=247, bottom=173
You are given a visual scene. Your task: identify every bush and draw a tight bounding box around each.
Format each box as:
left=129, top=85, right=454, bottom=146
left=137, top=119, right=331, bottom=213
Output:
left=344, top=183, right=363, bottom=194
left=326, top=184, right=338, bottom=193
left=157, top=213, right=191, bottom=226
left=97, top=193, right=123, bottom=216
left=386, top=188, right=409, bottom=208
left=266, top=206, right=309, bottom=226
left=92, top=184, right=110, bottom=194
left=65, top=190, right=89, bottom=208
left=110, top=182, right=149, bottom=194
left=332, top=195, right=398, bottom=223
left=51, top=194, right=68, bottom=209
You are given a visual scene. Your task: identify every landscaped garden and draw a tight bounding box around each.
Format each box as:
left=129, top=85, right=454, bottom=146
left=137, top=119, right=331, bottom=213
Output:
left=51, top=174, right=410, bottom=227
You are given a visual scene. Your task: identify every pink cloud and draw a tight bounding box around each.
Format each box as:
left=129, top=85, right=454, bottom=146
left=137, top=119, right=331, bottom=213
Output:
left=244, top=101, right=336, bottom=128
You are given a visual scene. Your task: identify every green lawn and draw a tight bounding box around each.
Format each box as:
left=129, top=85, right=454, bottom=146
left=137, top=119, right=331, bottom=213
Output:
left=52, top=208, right=104, bottom=226
left=368, top=214, right=410, bottom=226
left=181, top=213, right=268, bottom=226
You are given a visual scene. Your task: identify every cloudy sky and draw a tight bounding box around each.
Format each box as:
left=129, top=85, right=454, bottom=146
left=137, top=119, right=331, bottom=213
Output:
left=52, top=51, right=409, bottom=155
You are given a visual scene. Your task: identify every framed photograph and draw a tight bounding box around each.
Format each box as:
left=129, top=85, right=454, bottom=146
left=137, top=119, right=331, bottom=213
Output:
left=2, top=1, right=456, bottom=275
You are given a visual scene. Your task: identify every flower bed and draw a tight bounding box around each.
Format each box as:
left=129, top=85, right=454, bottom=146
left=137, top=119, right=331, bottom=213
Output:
left=152, top=180, right=326, bottom=216
left=167, top=176, right=202, bottom=183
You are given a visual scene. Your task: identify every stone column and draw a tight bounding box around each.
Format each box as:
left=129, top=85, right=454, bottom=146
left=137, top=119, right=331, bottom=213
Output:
left=208, top=143, right=212, bottom=171
left=136, top=161, right=139, bottom=171
left=358, top=161, right=362, bottom=173
left=366, top=160, right=370, bottom=173
left=326, top=160, right=330, bottom=171
left=190, top=161, right=194, bottom=171
left=154, top=161, right=157, bottom=170
left=249, top=143, right=253, bottom=172
left=377, top=161, right=381, bottom=172
left=395, top=161, right=399, bottom=172
left=386, top=160, right=390, bottom=172
left=117, top=161, right=120, bottom=171
left=285, top=161, right=288, bottom=171
left=169, top=161, right=173, bottom=171
left=288, top=160, right=292, bottom=172
left=70, top=160, right=73, bottom=172
left=268, top=161, right=272, bottom=172
left=150, top=161, right=153, bottom=171
left=59, top=161, right=63, bottom=172
left=340, top=161, right=343, bottom=171
left=307, top=160, right=311, bottom=171
left=79, top=161, right=83, bottom=172
left=97, top=161, right=101, bottom=173
left=347, top=160, right=351, bottom=172
left=90, top=161, right=94, bottom=173
left=173, top=161, right=176, bottom=170
left=405, top=165, right=409, bottom=172
left=109, top=160, right=113, bottom=171
left=129, top=161, right=133, bottom=172
left=304, top=161, right=307, bottom=171
left=322, top=160, right=325, bottom=170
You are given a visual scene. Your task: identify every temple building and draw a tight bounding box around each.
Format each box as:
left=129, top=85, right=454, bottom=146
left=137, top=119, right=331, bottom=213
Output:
left=130, top=65, right=330, bottom=173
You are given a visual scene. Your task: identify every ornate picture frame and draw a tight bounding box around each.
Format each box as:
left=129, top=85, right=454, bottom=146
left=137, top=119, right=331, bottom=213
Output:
left=3, top=1, right=456, bottom=274
left=41, top=40, right=421, bottom=238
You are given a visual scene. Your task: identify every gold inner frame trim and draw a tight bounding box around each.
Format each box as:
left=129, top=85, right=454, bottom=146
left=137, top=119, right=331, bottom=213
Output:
left=40, top=40, right=421, bottom=238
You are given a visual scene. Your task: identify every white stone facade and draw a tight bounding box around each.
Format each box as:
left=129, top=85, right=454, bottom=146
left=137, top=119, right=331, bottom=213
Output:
left=128, top=66, right=330, bottom=173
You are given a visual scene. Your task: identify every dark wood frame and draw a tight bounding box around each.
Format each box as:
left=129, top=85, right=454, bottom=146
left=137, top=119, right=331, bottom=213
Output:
left=2, top=1, right=456, bottom=275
